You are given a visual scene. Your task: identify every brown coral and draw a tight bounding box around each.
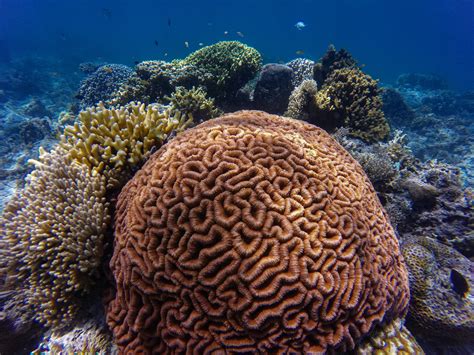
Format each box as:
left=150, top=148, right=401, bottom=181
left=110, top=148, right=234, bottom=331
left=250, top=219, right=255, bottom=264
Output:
left=106, top=111, right=410, bottom=353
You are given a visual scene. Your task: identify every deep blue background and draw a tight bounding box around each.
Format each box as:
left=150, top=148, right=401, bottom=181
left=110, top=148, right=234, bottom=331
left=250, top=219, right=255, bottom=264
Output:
left=0, top=0, right=472, bottom=90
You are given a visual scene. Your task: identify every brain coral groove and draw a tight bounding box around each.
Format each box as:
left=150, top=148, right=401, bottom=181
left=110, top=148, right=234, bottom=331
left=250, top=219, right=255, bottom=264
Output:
left=106, top=110, right=409, bottom=353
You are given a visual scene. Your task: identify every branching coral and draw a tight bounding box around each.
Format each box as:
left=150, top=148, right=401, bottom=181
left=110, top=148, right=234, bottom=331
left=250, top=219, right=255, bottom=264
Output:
left=313, top=67, right=390, bottom=142
left=60, top=101, right=192, bottom=189
left=166, top=86, right=221, bottom=123
left=106, top=110, right=410, bottom=353
left=313, top=44, right=358, bottom=87
left=0, top=147, right=109, bottom=327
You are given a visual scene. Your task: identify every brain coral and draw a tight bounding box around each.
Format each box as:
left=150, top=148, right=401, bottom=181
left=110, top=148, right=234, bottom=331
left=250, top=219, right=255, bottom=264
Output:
left=106, top=111, right=410, bottom=353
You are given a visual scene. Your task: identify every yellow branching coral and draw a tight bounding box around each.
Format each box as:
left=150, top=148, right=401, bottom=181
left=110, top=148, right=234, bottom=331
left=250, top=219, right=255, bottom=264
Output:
left=60, top=101, right=192, bottom=188
left=1, top=147, right=109, bottom=327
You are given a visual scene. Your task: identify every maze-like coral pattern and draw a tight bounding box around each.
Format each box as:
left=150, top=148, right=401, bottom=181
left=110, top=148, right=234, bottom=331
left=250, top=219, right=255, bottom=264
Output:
left=107, top=111, right=409, bottom=353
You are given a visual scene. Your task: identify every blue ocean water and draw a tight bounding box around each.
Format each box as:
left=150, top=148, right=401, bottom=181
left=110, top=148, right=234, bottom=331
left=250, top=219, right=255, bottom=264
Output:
left=1, top=0, right=473, bottom=90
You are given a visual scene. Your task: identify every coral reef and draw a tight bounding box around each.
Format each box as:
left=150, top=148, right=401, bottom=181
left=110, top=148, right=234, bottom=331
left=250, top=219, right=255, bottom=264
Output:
left=284, top=79, right=318, bottom=121
left=0, top=147, right=109, bottom=327
left=252, top=63, right=294, bottom=114
left=402, top=236, right=474, bottom=342
left=109, top=60, right=198, bottom=107
left=166, top=86, right=221, bottom=123
left=110, top=42, right=262, bottom=108
left=106, top=110, right=410, bottom=353
left=313, top=44, right=358, bottom=87
left=60, top=101, right=192, bottom=189
left=76, top=64, right=134, bottom=108
left=356, top=318, right=424, bottom=354
left=286, top=58, right=315, bottom=87
left=312, top=67, right=390, bottom=142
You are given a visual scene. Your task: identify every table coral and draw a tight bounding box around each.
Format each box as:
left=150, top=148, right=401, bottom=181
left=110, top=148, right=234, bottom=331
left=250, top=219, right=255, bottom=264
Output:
left=106, top=110, right=410, bottom=353
left=0, top=147, right=109, bottom=327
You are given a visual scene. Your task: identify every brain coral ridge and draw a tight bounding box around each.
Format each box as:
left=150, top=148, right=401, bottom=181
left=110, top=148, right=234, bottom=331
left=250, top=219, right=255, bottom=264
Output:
left=106, top=110, right=410, bottom=353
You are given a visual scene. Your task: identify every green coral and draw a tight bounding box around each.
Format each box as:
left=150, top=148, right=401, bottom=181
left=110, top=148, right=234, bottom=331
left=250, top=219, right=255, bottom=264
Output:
left=402, top=236, right=474, bottom=341
left=313, top=67, right=390, bottom=142
left=181, top=41, right=262, bottom=100
left=166, top=86, right=222, bottom=123
left=110, top=41, right=262, bottom=107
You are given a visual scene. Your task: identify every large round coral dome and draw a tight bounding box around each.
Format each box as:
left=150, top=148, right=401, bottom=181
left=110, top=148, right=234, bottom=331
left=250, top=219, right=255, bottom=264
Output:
left=106, top=111, right=409, bottom=353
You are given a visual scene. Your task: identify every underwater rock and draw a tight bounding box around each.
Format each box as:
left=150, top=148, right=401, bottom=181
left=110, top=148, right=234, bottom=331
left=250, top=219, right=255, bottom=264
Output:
left=106, top=110, right=411, bottom=353
left=252, top=63, right=294, bottom=114
left=381, top=87, right=416, bottom=126
left=402, top=178, right=439, bottom=209
left=402, top=236, right=474, bottom=345
left=18, top=117, right=52, bottom=145
left=396, top=73, right=448, bottom=91
left=76, top=63, right=134, bottom=108
left=285, top=58, right=315, bottom=88
left=19, top=98, right=52, bottom=118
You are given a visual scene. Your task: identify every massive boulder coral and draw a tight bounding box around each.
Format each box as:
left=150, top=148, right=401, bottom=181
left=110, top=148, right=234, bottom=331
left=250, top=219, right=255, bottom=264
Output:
left=0, top=147, right=109, bottom=327
left=402, top=236, right=473, bottom=342
left=106, top=110, right=410, bottom=353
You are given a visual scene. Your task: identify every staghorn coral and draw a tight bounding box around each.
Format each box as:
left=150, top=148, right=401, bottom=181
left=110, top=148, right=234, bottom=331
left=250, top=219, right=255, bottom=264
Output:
left=106, top=110, right=410, bottom=353
left=356, top=318, right=424, bottom=354
left=284, top=79, right=318, bottom=121
left=181, top=41, right=262, bottom=101
left=313, top=44, right=358, bottom=87
left=313, top=67, right=390, bottom=142
left=0, top=147, right=109, bottom=327
left=60, top=101, right=192, bottom=189
left=402, top=236, right=474, bottom=342
left=166, top=86, right=221, bottom=123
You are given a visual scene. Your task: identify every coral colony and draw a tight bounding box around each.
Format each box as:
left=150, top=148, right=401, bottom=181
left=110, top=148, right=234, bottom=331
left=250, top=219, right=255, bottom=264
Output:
left=0, top=41, right=472, bottom=353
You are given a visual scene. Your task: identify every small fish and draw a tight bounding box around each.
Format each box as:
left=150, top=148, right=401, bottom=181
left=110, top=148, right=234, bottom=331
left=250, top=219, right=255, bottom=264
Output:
left=134, top=61, right=140, bottom=65
left=450, top=269, right=469, bottom=297
left=59, top=33, right=66, bottom=41
left=184, top=41, right=189, bottom=48
left=236, top=31, right=244, bottom=38
left=101, top=8, right=112, bottom=19
left=164, top=52, right=168, bottom=57
left=167, top=18, right=171, bottom=27
left=295, top=21, right=306, bottom=30
left=224, top=31, right=229, bottom=35
left=207, top=22, right=213, bottom=26
left=295, top=50, right=305, bottom=55
left=198, top=42, right=204, bottom=46
left=154, top=40, right=159, bottom=47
